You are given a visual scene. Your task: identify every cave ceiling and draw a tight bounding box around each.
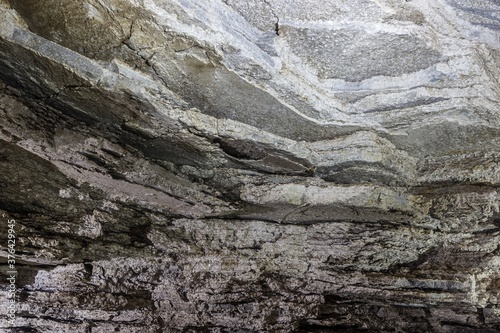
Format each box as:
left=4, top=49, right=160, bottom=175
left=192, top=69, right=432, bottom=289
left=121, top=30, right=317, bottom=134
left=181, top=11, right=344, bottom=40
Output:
left=0, top=0, right=499, bottom=332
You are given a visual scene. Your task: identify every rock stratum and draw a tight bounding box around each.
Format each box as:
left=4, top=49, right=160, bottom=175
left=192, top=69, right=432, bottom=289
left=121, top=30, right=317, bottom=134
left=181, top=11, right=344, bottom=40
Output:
left=0, top=0, right=499, bottom=332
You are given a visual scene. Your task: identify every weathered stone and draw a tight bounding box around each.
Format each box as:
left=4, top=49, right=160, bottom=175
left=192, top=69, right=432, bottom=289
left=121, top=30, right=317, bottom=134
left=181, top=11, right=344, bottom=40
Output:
left=0, top=0, right=499, bottom=332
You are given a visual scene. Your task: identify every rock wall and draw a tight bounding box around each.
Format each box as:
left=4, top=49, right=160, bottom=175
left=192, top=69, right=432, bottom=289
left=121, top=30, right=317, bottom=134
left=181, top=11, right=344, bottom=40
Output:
left=0, top=0, right=499, bottom=332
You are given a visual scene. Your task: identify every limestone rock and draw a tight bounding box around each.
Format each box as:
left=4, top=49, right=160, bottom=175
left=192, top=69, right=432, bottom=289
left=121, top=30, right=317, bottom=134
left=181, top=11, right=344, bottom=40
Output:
left=0, top=0, right=499, bottom=332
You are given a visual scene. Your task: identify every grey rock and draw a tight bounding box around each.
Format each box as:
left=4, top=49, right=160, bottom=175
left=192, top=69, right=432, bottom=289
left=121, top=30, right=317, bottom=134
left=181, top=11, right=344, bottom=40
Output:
left=0, top=0, right=499, bottom=332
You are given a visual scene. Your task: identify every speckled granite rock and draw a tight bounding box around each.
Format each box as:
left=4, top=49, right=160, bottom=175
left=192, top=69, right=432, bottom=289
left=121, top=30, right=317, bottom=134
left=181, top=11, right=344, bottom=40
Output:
left=0, top=0, right=499, bottom=332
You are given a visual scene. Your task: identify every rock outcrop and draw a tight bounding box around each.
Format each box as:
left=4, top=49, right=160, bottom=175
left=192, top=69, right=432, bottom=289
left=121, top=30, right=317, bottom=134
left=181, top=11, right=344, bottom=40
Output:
left=0, top=0, right=499, bottom=332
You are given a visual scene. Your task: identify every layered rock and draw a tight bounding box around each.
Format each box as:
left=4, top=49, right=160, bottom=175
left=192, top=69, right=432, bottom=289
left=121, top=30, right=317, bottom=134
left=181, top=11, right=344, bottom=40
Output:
left=0, top=0, right=499, bottom=332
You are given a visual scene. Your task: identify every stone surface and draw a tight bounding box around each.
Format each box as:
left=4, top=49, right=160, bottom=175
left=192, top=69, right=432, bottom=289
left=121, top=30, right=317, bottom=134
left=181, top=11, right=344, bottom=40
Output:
left=0, top=0, right=499, bottom=332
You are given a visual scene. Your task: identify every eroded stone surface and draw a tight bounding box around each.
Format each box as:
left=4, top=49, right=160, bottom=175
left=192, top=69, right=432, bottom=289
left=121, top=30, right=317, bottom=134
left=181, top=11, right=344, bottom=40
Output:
left=0, top=0, right=499, bottom=332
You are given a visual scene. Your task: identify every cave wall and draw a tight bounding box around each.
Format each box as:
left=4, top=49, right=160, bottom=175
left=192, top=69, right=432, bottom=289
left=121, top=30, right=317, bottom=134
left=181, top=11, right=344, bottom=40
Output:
left=0, top=0, right=499, bottom=332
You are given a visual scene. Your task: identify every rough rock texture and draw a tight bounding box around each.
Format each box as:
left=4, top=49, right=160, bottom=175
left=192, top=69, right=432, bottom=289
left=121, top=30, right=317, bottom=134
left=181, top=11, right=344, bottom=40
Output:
left=0, top=0, right=499, bottom=332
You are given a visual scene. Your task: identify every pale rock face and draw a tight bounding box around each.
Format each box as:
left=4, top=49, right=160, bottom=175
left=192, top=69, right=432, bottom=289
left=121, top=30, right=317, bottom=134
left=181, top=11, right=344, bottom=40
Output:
left=0, top=0, right=499, bottom=332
